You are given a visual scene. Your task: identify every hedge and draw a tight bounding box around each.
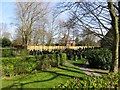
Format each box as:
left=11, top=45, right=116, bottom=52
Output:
left=85, top=48, right=112, bottom=70
left=1, top=48, right=29, bottom=57
left=1, top=53, right=67, bottom=76
left=55, top=73, right=119, bottom=88
left=60, top=53, right=66, bottom=65
left=1, top=56, right=37, bottom=76
left=1, top=48, right=16, bottom=57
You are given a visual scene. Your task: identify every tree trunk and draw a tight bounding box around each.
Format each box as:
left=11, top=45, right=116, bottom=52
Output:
left=108, top=1, right=119, bottom=73
left=118, top=1, right=120, bottom=69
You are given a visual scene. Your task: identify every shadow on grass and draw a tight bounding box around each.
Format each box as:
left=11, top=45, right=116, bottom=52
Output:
left=2, top=73, right=59, bottom=89
left=62, top=64, right=83, bottom=71
left=72, top=63, right=108, bottom=74
left=2, top=65, right=85, bottom=89
left=57, top=65, right=85, bottom=75
left=72, top=63, right=86, bottom=67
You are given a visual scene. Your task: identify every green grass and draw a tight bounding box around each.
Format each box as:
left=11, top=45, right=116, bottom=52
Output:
left=67, top=58, right=87, bottom=64
left=1, top=62, right=87, bottom=88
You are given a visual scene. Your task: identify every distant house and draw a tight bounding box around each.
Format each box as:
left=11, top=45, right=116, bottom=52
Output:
left=59, top=35, right=75, bottom=46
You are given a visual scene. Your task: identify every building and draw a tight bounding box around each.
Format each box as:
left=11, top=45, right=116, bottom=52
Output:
left=59, top=35, right=75, bottom=46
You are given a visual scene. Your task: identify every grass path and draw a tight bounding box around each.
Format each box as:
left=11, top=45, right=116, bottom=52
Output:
left=1, top=61, right=87, bottom=88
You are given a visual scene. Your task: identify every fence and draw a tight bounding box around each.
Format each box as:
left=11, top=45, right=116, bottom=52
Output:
left=27, top=45, right=100, bottom=51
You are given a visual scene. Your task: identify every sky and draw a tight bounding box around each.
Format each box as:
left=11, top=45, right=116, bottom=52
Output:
left=0, top=1, right=16, bottom=39
left=0, top=0, right=111, bottom=41
left=0, top=1, right=61, bottom=40
left=0, top=1, right=69, bottom=40
left=1, top=2, right=15, bottom=24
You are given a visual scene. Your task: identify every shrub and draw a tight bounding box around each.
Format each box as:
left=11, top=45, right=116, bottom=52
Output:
left=49, top=54, right=57, bottom=67
left=56, top=54, right=60, bottom=67
left=1, top=56, right=37, bottom=76
left=1, top=57, right=22, bottom=76
left=41, top=54, right=51, bottom=70
left=36, top=54, right=51, bottom=70
left=1, top=53, right=66, bottom=76
left=55, top=73, right=119, bottom=88
left=85, top=48, right=112, bottom=70
left=60, top=53, right=66, bottom=65
left=2, top=48, right=16, bottom=57
left=2, top=37, right=11, bottom=47
left=66, top=49, right=73, bottom=60
left=16, top=49, right=29, bottom=56
left=2, top=48, right=29, bottom=57
left=49, top=54, right=60, bottom=67
left=23, top=61, right=37, bottom=73
left=26, top=55, right=37, bottom=62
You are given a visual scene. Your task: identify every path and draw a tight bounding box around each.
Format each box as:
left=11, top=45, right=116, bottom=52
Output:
left=69, top=61, right=109, bottom=77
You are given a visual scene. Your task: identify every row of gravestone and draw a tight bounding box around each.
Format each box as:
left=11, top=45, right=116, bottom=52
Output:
left=29, top=47, right=100, bottom=60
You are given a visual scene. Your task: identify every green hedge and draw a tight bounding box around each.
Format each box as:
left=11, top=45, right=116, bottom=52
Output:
left=1, top=56, right=37, bottom=76
left=36, top=53, right=66, bottom=69
left=36, top=54, right=51, bottom=70
left=60, top=53, right=66, bottom=65
left=85, top=48, right=112, bottom=70
left=1, top=53, right=67, bottom=76
left=55, top=73, right=119, bottom=88
left=1, top=48, right=29, bottom=57
left=1, top=48, right=16, bottom=57
left=48, top=54, right=57, bottom=67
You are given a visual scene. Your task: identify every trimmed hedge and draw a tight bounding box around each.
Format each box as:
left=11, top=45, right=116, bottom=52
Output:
left=1, top=48, right=29, bottom=57
left=1, top=48, right=16, bottom=57
left=36, top=54, right=51, bottom=70
left=60, top=53, right=66, bottom=65
left=85, top=48, right=112, bottom=70
left=1, top=56, right=37, bottom=76
left=1, top=53, right=67, bottom=76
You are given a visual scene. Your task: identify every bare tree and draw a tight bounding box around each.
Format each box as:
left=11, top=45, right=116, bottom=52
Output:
left=15, top=2, right=49, bottom=47
left=0, top=23, right=11, bottom=39
left=107, top=1, right=119, bottom=73
left=57, top=1, right=119, bottom=73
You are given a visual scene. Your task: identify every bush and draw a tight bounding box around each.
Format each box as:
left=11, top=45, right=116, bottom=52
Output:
left=1, top=56, right=37, bottom=76
left=1, top=53, right=67, bottom=76
left=35, top=53, right=66, bottom=70
left=49, top=54, right=57, bottom=67
left=56, top=54, right=60, bottom=67
left=55, top=73, right=119, bottom=88
left=60, top=53, right=66, bottom=65
left=16, top=49, right=29, bottom=56
left=41, top=54, right=51, bottom=70
left=2, top=48, right=29, bottom=57
left=2, top=37, right=11, bottom=47
left=85, top=48, right=112, bottom=70
left=1, top=48, right=16, bottom=57
left=1, top=57, right=22, bottom=76
left=66, top=49, right=73, bottom=60
left=36, top=54, right=51, bottom=70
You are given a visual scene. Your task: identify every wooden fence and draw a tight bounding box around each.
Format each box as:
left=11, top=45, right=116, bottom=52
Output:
left=27, top=45, right=100, bottom=51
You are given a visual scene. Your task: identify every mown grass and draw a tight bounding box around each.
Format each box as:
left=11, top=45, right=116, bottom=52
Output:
left=1, top=60, right=87, bottom=89
left=67, top=58, right=87, bottom=64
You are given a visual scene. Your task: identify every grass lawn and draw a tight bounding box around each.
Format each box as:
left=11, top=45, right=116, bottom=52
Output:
left=1, top=59, right=87, bottom=88
left=67, top=58, right=87, bottom=64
